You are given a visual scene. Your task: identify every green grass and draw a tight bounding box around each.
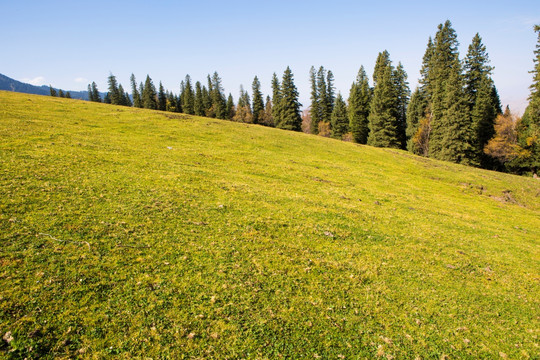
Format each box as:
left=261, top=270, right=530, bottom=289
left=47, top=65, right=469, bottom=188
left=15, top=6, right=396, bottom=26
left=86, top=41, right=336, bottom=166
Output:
left=0, top=90, right=539, bottom=359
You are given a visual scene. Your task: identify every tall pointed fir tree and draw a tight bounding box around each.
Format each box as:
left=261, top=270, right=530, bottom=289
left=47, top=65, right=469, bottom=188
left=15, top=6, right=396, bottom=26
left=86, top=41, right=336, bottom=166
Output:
left=519, top=24, right=540, bottom=174
left=331, top=93, right=348, bottom=139
left=107, top=73, right=121, bottom=105
left=252, top=76, right=264, bottom=124
left=464, top=33, right=500, bottom=166
left=368, top=59, right=400, bottom=148
left=49, top=85, right=57, bottom=97
left=326, top=70, right=335, bottom=114
left=435, top=60, right=476, bottom=164
left=427, top=20, right=475, bottom=164
left=394, top=62, right=410, bottom=149
left=309, top=66, right=321, bottom=134
left=194, top=81, right=204, bottom=116
left=348, top=66, right=372, bottom=144
left=406, top=88, right=429, bottom=153
left=211, top=72, right=227, bottom=119
left=158, top=82, right=167, bottom=111
left=131, top=74, right=142, bottom=108
left=373, top=51, right=391, bottom=86
left=234, top=86, right=252, bottom=123
left=316, top=66, right=329, bottom=124
left=226, top=93, right=235, bottom=120
left=118, top=84, right=128, bottom=106
left=182, top=75, right=195, bottom=114
left=271, top=73, right=282, bottom=126
left=202, top=85, right=212, bottom=116
left=262, top=95, right=274, bottom=127
left=142, top=75, right=157, bottom=110
left=278, top=67, right=302, bottom=131
left=166, top=91, right=177, bottom=112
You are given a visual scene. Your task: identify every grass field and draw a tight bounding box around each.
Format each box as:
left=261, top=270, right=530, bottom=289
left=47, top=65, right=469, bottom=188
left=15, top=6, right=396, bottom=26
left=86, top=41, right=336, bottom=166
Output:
left=0, top=90, right=539, bottom=359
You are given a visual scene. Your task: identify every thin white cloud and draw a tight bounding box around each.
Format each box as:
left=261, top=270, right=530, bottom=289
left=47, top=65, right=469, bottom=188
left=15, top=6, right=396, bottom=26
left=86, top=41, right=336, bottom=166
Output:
left=21, top=76, right=46, bottom=86
left=74, top=77, right=88, bottom=83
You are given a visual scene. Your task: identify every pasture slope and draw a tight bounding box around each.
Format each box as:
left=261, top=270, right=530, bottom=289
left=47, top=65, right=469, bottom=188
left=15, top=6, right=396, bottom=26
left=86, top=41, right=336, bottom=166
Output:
left=0, top=91, right=539, bottom=359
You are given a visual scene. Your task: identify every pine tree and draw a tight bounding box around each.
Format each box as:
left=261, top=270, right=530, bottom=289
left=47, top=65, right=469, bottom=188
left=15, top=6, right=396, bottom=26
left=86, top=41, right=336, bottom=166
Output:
left=331, top=93, right=348, bottom=139
left=166, top=92, right=177, bottom=112
left=202, top=85, right=212, bottom=116
left=518, top=25, right=540, bottom=174
left=65, top=92, right=71, bottom=99
left=427, top=20, right=475, bottom=164
left=367, top=62, right=400, bottom=148
left=125, top=91, right=132, bottom=107
left=194, top=81, right=204, bottom=116
left=326, top=70, right=335, bottom=114
left=103, top=93, right=111, bottom=104
left=252, top=76, right=264, bottom=124
left=49, top=85, right=57, bottom=97
left=434, top=63, right=476, bottom=165
left=182, top=75, right=195, bottom=114
left=107, top=74, right=121, bottom=105
left=142, top=75, right=157, bottom=110
left=278, top=67, right=302, bottom=131
left=309, top=66, right=321, bottom=134
left=58, top=89, right=65, bottom=98
left=373, top=50, right=391, bottom=86
left=226, top=93, right=235, bottom=120
left=348, top=66, right=371, bottom=144
left=271, top=73, right=282, bottom=126
left=210, top=72, right=227, bottom=119
left=261, top=95, right=274, bottom=127
left=91, top=82, right=101, bottom=103
left=419, top=37, right=434, bottom=97
left=158, top=82, right=167, bottom=111
left=118, top=84, right=128, bottom=106
left=234, top=86, right=252, bottom=123
left=131, top=74, right=142, bottom=108
left=394, top=62, right=410, bottom=149
left=317, top=67, right=329, bottom=124
left=87, top=84, right=93, bottom=101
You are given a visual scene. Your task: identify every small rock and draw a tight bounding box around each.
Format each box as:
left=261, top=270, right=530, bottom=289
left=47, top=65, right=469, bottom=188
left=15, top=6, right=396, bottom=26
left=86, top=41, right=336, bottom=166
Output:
left=324, top=231, right=334, bottom=238
left=166, top=146, right=173, bottom=150
left=187, top=332, right=196, bottom=339
left=3, top=331, right=13, bottom=343
left=210, top=332, right=219, bottom=339
left=374, top=201, right=381, bottom=205
left=446, top=264, right=456, bottom=269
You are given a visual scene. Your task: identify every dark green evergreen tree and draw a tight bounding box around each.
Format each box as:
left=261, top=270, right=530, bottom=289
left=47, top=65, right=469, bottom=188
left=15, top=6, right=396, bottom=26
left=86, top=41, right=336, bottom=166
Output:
left=368, top=58, right=400, bottom=148
left=330, top=93, right=348, bottom=139
left=131, top=74, right=142, bottom=108
left=373, top=50, right=391, bottom=86
left=58, top=89, right=65, bottom=98
left=252, top=76, right=264, bottom=124
left=65, top=91, right=71, bottom=99
left=210, top=72, right=227, bottom=119
left=348, top=66, right=372, bottom=144
left=107, top=74, right=121, bottom=105
left=91, top=82, right=101, bottom=103
left=182, top=75, right=195, bottom=114
left=226, top=93, right=235, bottom=120
left=519, top=25, right=540, bottom=174
left=271, top=73, right=282, bottom=126
left=103, top=92, right=111, bottom=104
left=142, top=75, right=157, bottom=110
left=278, top=67, right=302, bottom=131
left=406, top=88, right=428, bottom=153
left=50, top=85, right=57, bottom=97
left=202, top=85, right=211, bottom=116
left=326, top=70, right=335, bottom=114
left=194, top=81, right=204, bottom=116
left=309, top=66, right=321, bottom=134
left=317, top=66, right=329, bottom=124
left=158, top=82, right=167, bottom=111
left=87, top=84, right=93, bottom=101
left=394, top=62, right=410, bottom=149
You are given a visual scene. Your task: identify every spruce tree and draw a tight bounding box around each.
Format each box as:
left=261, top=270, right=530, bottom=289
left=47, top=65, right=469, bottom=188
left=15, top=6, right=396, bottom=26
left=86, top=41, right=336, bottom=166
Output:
left=271, top=73, right=282, bottom=126
left=118, top=84, right=128, bottom=106
left=368, top=59, right=400, bottom=148
left=210, top=72, right=227, bottom=119
left=91, top=82, right=101, bottom=103
left=348, top=66, right=371, bottom=144
left=317, top=67, right=329, bottom=124
left=158, top=82, right=167, bottom=111
left=330, top=93, right=348, bottom=139
left=58, top=89, right=65, bottom=98
left=309, top=66, right=321, bottom=134
left=202, top=85, right=212, bottom=116
left=87, top=84, right=93, bottom=101
left=394, top=62, right=410, bottom=149
left=373, top=51, right=391, bottom=86
left=131, top=74, right=142, bottom=108
left=182, top=75, right=195, bottom=114
left=251, top=76, right=264, bottom=124
left=262, top=95, right=274, bottom=127
left=226, top=93, right=235, bottom=120
left=519, top=25, right=540, bottom=174
left=49, top=85, right=57, bottom=97
left=124, top=91, right=132, bottom=107
left=107, top=74, right=121, bottom=105
left=278, top=67, right=302, bottom=131
left=326, top=70, right=335, bottom=114
left=142, top=75, right=157, bottom=110
left=103, top=93, right=111, bottom=104
left=434, top=63, right=476, bottom=165
left=194, top=81, right=204, bottom=116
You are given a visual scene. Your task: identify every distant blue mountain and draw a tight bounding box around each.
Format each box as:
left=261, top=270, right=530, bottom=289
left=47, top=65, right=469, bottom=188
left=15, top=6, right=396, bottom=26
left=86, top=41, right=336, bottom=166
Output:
left=0, top=73, right=103, bottom=100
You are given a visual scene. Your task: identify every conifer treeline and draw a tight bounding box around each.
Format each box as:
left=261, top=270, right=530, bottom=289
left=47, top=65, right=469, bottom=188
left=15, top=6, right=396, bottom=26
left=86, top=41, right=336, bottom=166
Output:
left=84, top=20, right=539, bottom=175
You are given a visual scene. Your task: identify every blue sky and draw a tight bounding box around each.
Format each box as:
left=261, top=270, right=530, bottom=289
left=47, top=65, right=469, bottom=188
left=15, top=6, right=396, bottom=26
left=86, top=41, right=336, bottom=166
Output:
left=1, top=0, right=539, bottom=113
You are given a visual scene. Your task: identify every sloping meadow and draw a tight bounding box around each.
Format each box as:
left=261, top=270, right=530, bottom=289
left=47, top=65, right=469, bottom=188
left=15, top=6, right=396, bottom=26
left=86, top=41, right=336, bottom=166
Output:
left=1, top=91, right=539, bottom=358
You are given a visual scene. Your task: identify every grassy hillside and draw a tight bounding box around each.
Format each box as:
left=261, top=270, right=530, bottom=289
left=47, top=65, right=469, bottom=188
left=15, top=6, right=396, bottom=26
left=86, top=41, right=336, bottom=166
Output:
left=1, top=90, right=538, bottom=359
